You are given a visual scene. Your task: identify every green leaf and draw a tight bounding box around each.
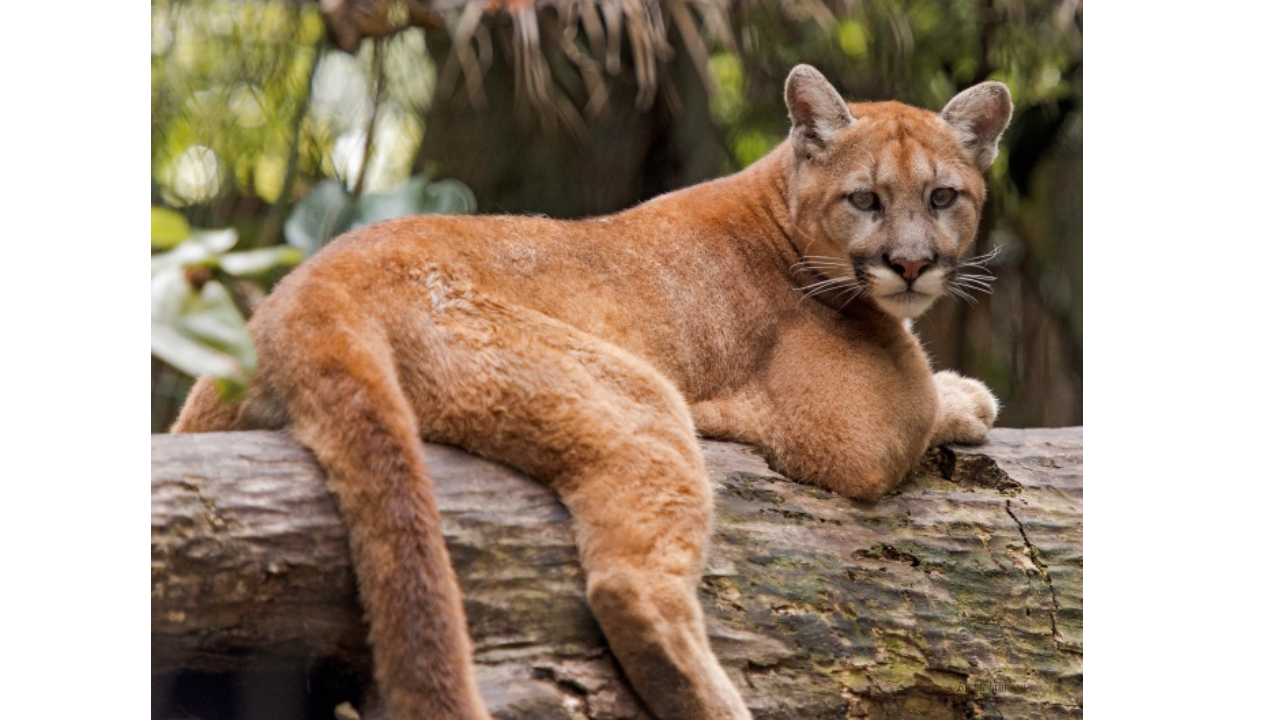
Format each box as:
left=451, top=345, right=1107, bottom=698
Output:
left=283, top=175, right=475, bottom=254
left=355, top=175, right=431, bottom=227
left=419, top=178, right=476, bottom=215
left=151, top=268, right=256, bottom=399
left=177, top=280, right=257, bottom=371
left=151, top=206, right=191, bottom=249
left=838, top=20, right=868, bottom=59
left=218, top=246, right=304, bottom=278
left=151, top=265, right=191, bottom=321
left=151, top=320, right=244, bottom=386
left=708, top=52, right=745, bottom=123
left=353, top=175, right=477, bottom=229
left=284, top=180, right=356, bottom=256
left=152, top=228, right=240, bottom=276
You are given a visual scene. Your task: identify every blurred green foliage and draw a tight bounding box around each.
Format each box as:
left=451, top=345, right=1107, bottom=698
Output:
left=285, top=171, right=476, bottom=254
left=707, top=1, right=1080, bottom=172
left=150, top=210, right=303, bottom=399
left=151, top=2, right=476, bottom=426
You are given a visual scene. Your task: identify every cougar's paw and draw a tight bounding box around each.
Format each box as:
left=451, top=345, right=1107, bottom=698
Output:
left=931, top=370, right=998, bottom=445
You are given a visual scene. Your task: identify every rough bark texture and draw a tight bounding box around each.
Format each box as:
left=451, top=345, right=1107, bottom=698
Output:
left=152, top=428, right=1083, bottom=719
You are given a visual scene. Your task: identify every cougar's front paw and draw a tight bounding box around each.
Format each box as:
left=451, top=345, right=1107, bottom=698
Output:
left=931, top=370, right=998, bottom=445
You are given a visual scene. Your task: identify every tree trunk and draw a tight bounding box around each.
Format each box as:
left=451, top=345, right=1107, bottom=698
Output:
left=152, top=428, right=1083, bottom=720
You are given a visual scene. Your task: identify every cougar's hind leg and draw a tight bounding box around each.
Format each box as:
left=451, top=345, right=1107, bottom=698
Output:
left=565, top=448, right=751, bottom=720
left=170, top=377, right=243, bottom=432
left=404, top=294, right=751, bottom=720
left=171, top=338, right=290, bottom=433
left=549, top=395, right=748, bottom=720
left=271, top=317, right=489, bottom=720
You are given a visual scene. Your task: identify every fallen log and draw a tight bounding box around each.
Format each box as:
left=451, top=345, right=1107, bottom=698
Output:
left=151, top=428, right=1083, bottom=719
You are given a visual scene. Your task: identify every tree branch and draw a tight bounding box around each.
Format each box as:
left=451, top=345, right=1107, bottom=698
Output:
left=152, top=428, right=1083, bottom=719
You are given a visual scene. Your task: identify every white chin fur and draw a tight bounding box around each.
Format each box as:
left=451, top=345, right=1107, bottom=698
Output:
left=873, top=292, right=938, bottom=320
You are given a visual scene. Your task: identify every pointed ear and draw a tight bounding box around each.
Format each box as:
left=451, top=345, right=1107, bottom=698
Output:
left=941, top=82, right=1013, bottom=171
left=785, top=64, right=855, bottom=156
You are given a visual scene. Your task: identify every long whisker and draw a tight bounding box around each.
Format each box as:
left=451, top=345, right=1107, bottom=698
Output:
left=948, top=285, right=979, bottom=305
left=792, top=255, right=852, bottom=269
left=793, top=270, right=855, bottom=286
left=947, top=245, right=1001, bottom=305
left=952, top=282, right=993, bottom=293
left=798, top=256, right=853, bottom=264
left=796, top=267, right=854, bottom=282
left=836, top=283, right=870, bottom=312
left=950, top=275, right=994, bottom=293
left=791, top=254, right=850, bottom=273
left=793, top=260, right=854, bottom=273
left=797, top=277, right=854, bottom=295
left=953, top=273, right=995, bottom=284
left=787, top=235, right=870, bottom=310
left=960, top=245, right=1001, bottom=268
left=952, top=275, right=994, bottom=291
left=829, top=281, right=866, bottom=299
left=791, top=254, right=870, bottom=308
left=798, top=275, right=858, bottom=301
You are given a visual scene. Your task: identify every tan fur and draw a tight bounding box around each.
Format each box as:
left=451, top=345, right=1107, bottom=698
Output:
left=172, top=65, right=1011, bottom=720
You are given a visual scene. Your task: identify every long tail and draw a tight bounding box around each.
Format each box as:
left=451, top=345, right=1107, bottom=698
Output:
left=174, top=333, right=489, bottom=720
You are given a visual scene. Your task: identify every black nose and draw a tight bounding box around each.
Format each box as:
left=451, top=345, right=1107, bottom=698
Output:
left=884, top=254, right=935, bottom=281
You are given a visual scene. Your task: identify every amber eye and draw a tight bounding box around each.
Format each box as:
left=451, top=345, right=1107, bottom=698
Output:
left=849, top=191, right=880, bottom=211
left=930, top=187, right=958, bottom=209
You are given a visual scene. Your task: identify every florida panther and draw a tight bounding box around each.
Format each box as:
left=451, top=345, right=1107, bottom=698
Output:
left=174, top=64, right=1011, bottom=719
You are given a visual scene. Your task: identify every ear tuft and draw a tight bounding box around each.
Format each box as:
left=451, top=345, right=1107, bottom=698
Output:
left=940, top=82, right=1013, bottom=171
left=785, top=64, right=855, bottom=155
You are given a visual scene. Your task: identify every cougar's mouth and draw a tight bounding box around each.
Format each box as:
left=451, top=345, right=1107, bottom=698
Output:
left=887, top=288, right=928, bottom=299
left=874, top=287, right=938, bottom=318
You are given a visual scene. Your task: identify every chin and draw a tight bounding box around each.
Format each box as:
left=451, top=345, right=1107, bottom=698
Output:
left=874, top=292, right=939, bottom=320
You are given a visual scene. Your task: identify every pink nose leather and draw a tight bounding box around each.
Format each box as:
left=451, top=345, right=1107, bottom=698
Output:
left=889, top=257, right=930, bottom=281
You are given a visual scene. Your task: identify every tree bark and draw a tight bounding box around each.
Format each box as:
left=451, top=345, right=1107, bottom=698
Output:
left=152, top=428, right=1083, bottom=720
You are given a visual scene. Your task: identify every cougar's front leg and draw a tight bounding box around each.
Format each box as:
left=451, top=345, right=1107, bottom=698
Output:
left=693, top=323, right=936, bottom=502
left=929, top=369, right=999, bottom=446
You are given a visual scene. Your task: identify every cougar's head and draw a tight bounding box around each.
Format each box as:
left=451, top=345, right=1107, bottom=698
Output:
left=783, top=64, right=1012, bottom=321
